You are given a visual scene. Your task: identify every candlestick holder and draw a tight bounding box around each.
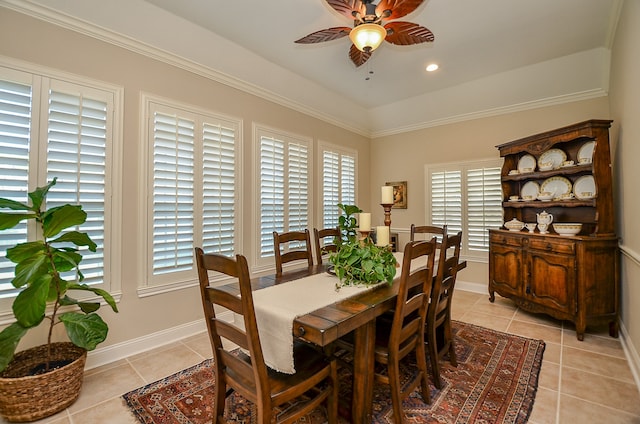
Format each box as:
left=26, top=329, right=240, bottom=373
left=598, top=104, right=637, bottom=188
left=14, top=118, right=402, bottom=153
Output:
left=357, top=229, right=371, bottom=246
left=380, top=203, right=393, bottom=227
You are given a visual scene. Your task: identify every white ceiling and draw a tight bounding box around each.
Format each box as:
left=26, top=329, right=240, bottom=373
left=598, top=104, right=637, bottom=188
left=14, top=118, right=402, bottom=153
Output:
left=142, top=0, right=618, bottom=104
left=5, top=0, right=621, bottom=136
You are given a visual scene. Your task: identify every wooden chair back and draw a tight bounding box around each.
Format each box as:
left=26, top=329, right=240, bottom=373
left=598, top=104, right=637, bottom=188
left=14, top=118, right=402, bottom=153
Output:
left=426, top=231, right=463, bottom=389
left=410, top=224, right=447, bottom=245
left=313, top=227, right=340, bottom=264
left=381, top=238, right=438, bottom=421
left=194, top=247, right=338, bottom=423
left=273, top=229, right=314, bottom=276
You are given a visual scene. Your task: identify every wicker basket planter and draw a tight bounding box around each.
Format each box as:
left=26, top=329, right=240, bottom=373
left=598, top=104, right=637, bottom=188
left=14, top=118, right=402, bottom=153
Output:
left=0, top=342, right=87, bottom=422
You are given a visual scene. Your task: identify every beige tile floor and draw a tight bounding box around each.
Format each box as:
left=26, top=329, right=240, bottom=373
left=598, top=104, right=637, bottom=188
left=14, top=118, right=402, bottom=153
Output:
left=2, top=290, right=639, bottom=424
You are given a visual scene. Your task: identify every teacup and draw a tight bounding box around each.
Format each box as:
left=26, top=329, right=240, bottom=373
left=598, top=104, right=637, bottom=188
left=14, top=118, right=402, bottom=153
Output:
left=520, top=167, right=533, bottom=173
left=537, top=191, right=554, bottom=201
left=522, top=195, right=534, bottom=201
left=525, top=223, right=536, bottom=233
left=509, top=195, right=519, bottom=202
left=562, top=160, right=575, bottom=167
left=537, top=223, right=549, bottom=234
left=508, top=170, right=519, bottom=175
left=580, top=191, right=594, bottom=199
left=578, top=157, right=591, bottom=164
left=560, top=192, right=575, bottom=200
left=539, top=161, right=553, bottom=170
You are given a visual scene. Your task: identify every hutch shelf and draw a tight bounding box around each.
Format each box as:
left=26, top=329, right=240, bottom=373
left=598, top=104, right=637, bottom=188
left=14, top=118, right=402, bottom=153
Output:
left=488, top=120, right=619, bottom=340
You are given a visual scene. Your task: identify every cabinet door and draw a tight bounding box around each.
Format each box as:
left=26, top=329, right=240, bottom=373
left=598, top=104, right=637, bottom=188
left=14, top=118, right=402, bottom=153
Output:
left=489, top=242, right=523, bottom=297
left=527, top=250, right=576, bottom=315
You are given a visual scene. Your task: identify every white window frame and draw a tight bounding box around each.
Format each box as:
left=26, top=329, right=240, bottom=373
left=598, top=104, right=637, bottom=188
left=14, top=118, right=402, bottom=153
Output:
left=424, top=158, right=503, bottom=262
left=0, top=59, right=123, bottom=321
left=139, top=93, right=242, bottom=296
left=252, top=124, right=313, bottom=273
left=317, top=141, right=358, bottom=230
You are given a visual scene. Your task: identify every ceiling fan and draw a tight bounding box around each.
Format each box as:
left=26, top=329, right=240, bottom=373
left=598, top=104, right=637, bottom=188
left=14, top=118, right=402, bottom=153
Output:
left=295, top=0, right=434, bottom=67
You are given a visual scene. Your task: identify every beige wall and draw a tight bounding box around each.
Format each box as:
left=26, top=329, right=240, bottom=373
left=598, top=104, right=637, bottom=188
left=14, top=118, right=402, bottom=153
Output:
left=0, top=10, right=370, bottom=353
left=370, top=97, right=611, bottom=285
left=609, top=0, right=640, bottom=370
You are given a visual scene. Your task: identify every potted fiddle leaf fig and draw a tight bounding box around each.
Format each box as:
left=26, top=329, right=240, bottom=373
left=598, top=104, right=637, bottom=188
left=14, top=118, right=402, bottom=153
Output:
left=329, top=204, right=397, bottom=289
left=0, top=178, right=118, bottom=422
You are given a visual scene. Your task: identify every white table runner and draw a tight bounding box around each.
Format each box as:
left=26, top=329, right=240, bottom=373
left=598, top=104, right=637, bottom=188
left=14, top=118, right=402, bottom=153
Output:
left=251, top=271, right=383, bottom=374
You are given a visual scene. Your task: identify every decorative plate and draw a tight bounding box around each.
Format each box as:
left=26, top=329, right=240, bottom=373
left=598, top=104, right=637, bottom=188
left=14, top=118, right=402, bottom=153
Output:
left=517, top=154, right=536, bottom=173
left=574, top=175, right=596, bottom=199
left=538, top=148, right=567, bottom=170
left=577, top=141, right=595, bottom=163
left=521, top=181, right=540, bottom=199
left=541, top=176, right=572, bottom=199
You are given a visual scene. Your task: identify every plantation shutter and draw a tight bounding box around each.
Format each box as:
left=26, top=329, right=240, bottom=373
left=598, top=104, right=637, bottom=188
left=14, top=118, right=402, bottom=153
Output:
left=0, top=79, right=31, bottom=295
left=152, top=111, right=195, bottom=275
left=259, top=136, right=284, bottom=256
left=321, top=148, right=356, bottom=229
left=467, top=167, right=503, bottom=251
left=46, top=89, right=109, bottom=284
left=288, top=142, right=309, bottom=232
left=430, top=170, right=463, bottom=233
left=322, top=151, right=340, bottom=228
left=202, top=122, right=236, bottom=257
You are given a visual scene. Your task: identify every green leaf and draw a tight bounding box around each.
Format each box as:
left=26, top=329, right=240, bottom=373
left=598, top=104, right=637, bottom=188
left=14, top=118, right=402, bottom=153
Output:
left=0, top=198, right=32, bottom=211
left=28, top=178, right=57, bottom=211
left=60, top=312, right=108, bottom=351
left=0, top=323, right=28, bottom=372
left=42, top=204, right=86, bottom=238
left=6, top=241, right=46, bottom=264
left=51, top=249, right=82, bottom=273
left=51, top=231, right=97, bottom=252
left=67, top=283, right=119, bottom=312
left=11, top=252, right=49, bottom=288
left=13, top=276, right=49, bottom=327
left=0, top=212, right=35, bottom=230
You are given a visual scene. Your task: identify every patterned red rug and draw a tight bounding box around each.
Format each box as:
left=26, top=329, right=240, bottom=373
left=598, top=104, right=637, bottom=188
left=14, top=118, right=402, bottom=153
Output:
left=122, top=321, right=544, bottom=423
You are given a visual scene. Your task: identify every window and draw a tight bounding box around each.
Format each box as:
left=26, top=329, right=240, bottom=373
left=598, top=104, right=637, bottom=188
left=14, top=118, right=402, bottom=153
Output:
left=319, top=142, right=357, bottom=229
left=425, top=159, right=503, bottom=260
left=142, top=96, right=241, bottom=293
left=254, top=125, right=312, bottom=269
left=0, top=64, right=122, bottom=314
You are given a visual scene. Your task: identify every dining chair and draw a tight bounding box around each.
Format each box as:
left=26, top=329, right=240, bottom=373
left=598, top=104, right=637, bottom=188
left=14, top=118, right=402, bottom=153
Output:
left=194, top=248, right=339, bottom=424
left=313, top=227, right=340, bottom=264
left=272, top=229, right=314, bottom=277
left=425, top=231, right=463, bottom=389
left=410, top=224, right=447, bottom=245
left=334, top=239, right=437, bottom=423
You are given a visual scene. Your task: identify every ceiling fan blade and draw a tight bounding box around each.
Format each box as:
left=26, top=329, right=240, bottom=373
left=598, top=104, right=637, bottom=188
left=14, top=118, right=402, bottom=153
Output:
left=384, top=21, right=434, bottom=45
left=295, top=27, right=352, bottom=44
left=349, top=44, right=372, bottom=67
left=376, top=0, right=425, bottom=20
left=326, top=0, right=364, bottom=19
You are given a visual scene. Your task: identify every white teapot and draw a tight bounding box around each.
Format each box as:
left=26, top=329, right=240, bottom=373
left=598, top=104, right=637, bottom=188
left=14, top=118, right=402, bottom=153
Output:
left=536, top=210, right=554, bottom=225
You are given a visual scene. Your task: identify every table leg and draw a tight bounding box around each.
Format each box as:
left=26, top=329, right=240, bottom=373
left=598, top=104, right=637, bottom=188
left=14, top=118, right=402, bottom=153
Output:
left=351, top=319, right=376, bottom=423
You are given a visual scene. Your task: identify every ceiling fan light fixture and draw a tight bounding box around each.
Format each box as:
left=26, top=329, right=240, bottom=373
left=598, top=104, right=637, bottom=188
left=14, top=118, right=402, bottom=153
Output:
left=349, top=23, right=387, bottom=52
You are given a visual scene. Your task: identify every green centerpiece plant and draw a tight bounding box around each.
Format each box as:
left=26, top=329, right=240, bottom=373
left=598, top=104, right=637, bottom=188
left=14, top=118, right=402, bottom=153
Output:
left=329, top=204, right=397, bottom=289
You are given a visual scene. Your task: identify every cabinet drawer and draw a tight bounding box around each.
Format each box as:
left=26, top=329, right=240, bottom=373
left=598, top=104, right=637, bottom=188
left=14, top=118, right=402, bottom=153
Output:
left=490, top=232, right=523, bottom=247
left=529, top=238, right=575, bottom=254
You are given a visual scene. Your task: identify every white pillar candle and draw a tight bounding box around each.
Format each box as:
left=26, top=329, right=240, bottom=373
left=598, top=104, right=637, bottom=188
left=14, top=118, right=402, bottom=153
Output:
left=381, top=186, right=394, bottom=204
left=376, top=225, right=390, bottom=247
left=359, top=212, right=371, bottom=231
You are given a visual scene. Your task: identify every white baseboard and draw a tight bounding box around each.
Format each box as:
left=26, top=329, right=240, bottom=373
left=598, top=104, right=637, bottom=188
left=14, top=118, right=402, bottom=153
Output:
left=619, top=320, right=640, bottom=393
left=84, top=319, right=208, bottom=370
left=455, top=280, right=487, bottom=295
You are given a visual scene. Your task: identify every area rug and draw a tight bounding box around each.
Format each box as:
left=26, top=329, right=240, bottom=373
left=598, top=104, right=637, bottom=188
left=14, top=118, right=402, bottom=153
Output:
left=122, top=321, right=544, bottom=423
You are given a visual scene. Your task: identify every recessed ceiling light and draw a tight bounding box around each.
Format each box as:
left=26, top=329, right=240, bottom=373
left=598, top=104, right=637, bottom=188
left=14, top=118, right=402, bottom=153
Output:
left=426, top=64, right=439, bottom=72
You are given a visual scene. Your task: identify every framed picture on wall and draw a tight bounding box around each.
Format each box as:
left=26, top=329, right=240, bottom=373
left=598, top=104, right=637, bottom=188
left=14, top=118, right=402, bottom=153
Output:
left=385, top=181, right=407, bottom=209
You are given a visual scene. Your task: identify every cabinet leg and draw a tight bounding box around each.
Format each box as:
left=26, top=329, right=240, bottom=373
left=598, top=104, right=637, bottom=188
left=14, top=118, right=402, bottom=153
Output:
left=489, top=289, right=495, bottom=303
left=609, top=320, right=619, bottom=338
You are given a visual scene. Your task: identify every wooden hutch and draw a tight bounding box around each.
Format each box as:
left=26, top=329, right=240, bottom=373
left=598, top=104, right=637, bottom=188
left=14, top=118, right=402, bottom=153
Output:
left=488, top=119, right=619, bottom=340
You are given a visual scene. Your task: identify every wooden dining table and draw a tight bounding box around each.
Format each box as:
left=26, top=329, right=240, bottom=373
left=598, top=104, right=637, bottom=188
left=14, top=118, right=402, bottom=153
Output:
left=224, top=256, right=467, bottom=423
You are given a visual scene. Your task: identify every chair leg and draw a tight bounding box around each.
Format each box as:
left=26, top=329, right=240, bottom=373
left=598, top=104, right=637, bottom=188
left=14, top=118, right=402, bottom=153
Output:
left=213, top=378, right=227, bottom=423
left=444, top=317, right=457, bottom=367
left=387, top=360, right=405, bottom=424
left=427, top=327, right=443, bottom=389
left=416, top=340, right=431, bottom=404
